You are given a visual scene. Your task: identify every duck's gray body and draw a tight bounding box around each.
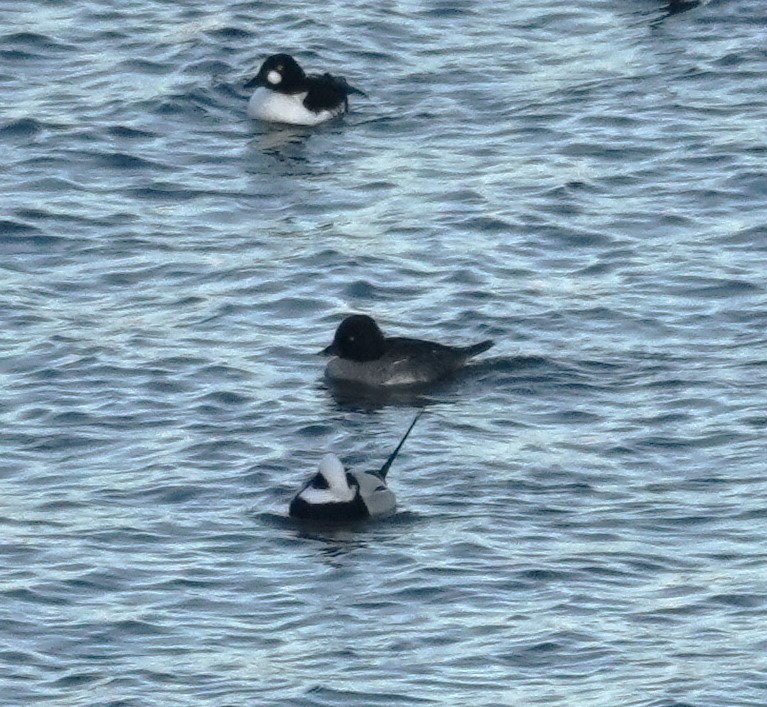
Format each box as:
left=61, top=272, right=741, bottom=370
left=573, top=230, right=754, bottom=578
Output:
left=324, top=337, right=493, bottom=386
left=289, top=411, right=423, bottom=523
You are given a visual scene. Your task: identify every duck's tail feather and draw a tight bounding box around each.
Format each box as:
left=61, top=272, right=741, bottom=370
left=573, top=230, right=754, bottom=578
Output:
left=334, top=75, right=367, bottom=98
left=379, top=410, right=424, bottom=480
left=463, top=339, right=494, bottom=358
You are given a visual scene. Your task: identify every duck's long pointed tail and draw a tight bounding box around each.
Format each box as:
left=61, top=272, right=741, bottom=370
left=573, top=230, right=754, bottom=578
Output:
left=379, top=409, right=424, bottom=479
left=463, top=339, right=494, bottom=358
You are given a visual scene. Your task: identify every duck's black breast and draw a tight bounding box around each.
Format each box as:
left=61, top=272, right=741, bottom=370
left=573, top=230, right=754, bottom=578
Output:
left=289, top=493, right=369, bottom=522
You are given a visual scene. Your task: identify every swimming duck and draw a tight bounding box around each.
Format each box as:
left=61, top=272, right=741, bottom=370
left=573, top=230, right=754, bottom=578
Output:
left=321, top=314, right=494, bottom=386
left=289, top=410, right=423, bottom=521
left=246, top=53, right=364, bottom=125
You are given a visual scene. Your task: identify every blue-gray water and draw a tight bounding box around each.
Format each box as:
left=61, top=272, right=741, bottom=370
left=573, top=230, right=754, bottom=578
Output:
left=2, top=0, right=767, bottom=704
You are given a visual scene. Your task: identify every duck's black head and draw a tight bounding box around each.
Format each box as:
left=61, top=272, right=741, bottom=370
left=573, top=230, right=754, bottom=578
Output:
left=322, top=314, right=387, bottom=362
left=246, top=53, right=306, bottom=92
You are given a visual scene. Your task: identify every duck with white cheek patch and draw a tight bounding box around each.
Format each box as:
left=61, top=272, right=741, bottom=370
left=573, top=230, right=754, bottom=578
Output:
left=289, top=411, right=424, bottom=522
left=245, top=53, right=365, bottom=126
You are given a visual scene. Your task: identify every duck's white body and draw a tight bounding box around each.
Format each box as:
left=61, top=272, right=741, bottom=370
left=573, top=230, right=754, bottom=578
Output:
left=247, top=87, right=340, bottom=126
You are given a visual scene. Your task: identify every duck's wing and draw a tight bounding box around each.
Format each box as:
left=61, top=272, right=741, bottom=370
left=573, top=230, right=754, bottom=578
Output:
left=303, top=73, right=364, bottom=112
left=386, top=337, right=490, bottom=381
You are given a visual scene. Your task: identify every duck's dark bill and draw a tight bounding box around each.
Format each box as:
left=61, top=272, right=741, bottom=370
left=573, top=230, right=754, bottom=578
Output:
left=244, top=75, right=266, bottom=89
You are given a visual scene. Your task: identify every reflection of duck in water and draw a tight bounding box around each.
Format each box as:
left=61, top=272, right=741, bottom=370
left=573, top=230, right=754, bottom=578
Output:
left=661, top=0, right=703, bottom=19
left=648, top=0, right=707, bottom=28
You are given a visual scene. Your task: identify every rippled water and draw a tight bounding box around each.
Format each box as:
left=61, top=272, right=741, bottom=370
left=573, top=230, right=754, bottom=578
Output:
left=2, top=0, right=767, bottom=704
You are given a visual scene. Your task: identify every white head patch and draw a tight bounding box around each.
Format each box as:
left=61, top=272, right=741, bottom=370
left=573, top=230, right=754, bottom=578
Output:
left=267, top=69, right=282, bottom=86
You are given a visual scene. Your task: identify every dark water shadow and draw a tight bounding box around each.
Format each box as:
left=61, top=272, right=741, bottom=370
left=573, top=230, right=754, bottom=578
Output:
left=624, top=0, right=707, bottom=29
left=321, top=377, right=452, bottom=413
left=244, top=106, right=357, bottom=156
left=652, top=0, right=705, bottom=26
left=663, top=0, right=703, bottom=16
left=245, top=122, right=314, bottom=164
left=253, top=510, right=424, bottom=554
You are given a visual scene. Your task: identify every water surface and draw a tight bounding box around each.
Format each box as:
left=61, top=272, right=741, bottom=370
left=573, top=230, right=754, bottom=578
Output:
left=2, top=0, right=766, bottom=704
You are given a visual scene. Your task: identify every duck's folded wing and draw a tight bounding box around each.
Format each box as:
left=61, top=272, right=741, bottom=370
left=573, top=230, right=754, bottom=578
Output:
left=303, top=74, right=353, bottom=112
